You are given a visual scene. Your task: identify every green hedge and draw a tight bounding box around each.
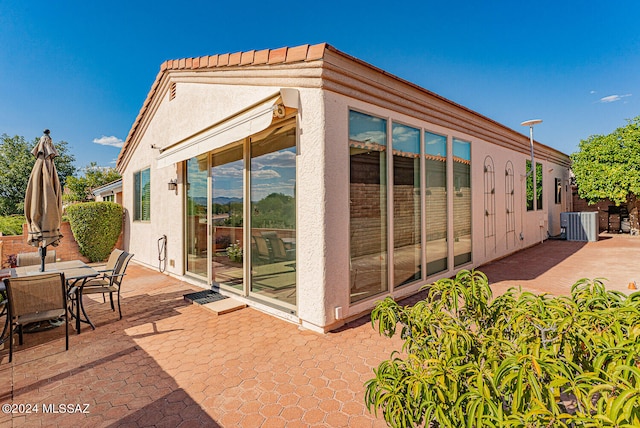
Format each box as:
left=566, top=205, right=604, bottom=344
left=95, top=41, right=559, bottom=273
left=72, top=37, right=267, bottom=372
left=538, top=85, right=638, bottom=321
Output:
left=0, top=215, right=26, bottom=235
left=66, top=202, right=123, bottom=262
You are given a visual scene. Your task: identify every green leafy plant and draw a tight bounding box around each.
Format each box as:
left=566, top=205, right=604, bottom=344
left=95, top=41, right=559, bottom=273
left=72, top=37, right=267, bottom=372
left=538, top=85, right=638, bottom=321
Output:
left=226, top=240, right=243, bottom=263
left=66, top=202, right=123, bottom=262
left=365, top=270, right=640, bottom=427
left=0, top=214, right=26, bottom=235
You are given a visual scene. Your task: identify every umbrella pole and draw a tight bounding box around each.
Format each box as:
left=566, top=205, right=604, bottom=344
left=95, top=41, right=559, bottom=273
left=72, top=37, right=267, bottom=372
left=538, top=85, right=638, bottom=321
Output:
left=39, top=245, right=46, bottom=272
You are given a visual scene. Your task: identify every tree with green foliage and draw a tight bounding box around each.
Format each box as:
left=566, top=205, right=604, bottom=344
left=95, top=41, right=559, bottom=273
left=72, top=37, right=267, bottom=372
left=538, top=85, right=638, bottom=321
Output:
left=571, top=116, right=640, bottom=231
left=64, top=162, right=121, bottom=203
left=366, top=270, right=640, bottom=427
left=251, top=193, right=295, bottom=229
left=0, top=134, right=76, bottom=215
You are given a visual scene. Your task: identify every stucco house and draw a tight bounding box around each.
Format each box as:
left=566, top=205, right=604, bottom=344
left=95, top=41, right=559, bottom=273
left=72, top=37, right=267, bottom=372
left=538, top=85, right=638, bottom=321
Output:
left=92, top=179, right=123, bottom=204
left=116, top=43, right=571, bottom=332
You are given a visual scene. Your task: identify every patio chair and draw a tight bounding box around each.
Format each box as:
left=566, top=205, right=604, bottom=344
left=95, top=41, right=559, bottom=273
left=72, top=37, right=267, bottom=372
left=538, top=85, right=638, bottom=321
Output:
left=96, top=249, right=125, bottom=276
left=4, top=272, right=68, bottom=362
left=16, top=250, right=56, bottom=267
left=80, top=252, right=134, bottom=320
left=262, top=232, right=291, bottom=262
left=92, top=248, right=125, bottom=303
left=252, top=236, right=272, bottom=264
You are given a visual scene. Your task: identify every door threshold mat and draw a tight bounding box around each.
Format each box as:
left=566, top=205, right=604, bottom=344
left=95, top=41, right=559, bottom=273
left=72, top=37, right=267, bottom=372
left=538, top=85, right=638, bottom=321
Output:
left=201, top=298, right=246, bottom=315
left=184, top=290, right=228, bottom=305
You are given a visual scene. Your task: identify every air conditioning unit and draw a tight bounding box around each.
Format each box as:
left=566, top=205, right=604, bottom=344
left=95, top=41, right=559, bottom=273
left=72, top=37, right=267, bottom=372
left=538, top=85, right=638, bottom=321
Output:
left=560, top=212, right=598, bottom=242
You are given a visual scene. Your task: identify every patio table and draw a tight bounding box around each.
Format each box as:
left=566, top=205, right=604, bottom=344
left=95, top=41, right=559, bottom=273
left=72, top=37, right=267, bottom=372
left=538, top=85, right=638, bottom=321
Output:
left=11, top=260, right=100, bottom=334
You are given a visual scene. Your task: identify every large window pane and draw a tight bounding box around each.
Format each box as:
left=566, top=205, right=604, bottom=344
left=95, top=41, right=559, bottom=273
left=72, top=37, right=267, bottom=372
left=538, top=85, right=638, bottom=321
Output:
left=392, top=123, right=421, bottom=287
left=250, top=121, right=296, bottom=306
left=133, top=168, right=150, bottom=221
left=453, top=138, right=471, bottom=266
left=349, top=110, right=388, bottom=303
left=525, top=161, right=543, bottom=211
left=211, top=145, right=244, bottom=291
left=425, top=132, right=447, bottom=275
left=536, top=162, right=543, bottom=210
left=185, top=156, right=208, bottom=277
left=526, top=160, right=534, bottom=211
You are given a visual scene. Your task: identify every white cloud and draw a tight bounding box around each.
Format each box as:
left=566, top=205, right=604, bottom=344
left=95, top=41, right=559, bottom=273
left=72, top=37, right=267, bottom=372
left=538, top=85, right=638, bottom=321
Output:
left=392, top=125, right=420, bottom=143
left=351, top=130, right=387, bottom=144
left=599, top=94, right=632, bottom=103
left=93, top=135, right=124, bottom=148
left=258, top=150, right=296, bottom=168
left=252, top=169, right=281, bottom=180
left=212, top=164, right=243, bottom=180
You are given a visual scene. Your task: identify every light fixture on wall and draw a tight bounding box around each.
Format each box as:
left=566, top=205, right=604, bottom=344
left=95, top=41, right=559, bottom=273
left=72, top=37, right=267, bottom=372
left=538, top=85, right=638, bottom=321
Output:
left=168, top=179, right=177, bottom=192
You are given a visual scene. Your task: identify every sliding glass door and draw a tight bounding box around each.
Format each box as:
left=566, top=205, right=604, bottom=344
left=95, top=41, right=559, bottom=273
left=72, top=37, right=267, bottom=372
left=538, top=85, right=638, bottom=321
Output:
left=211, top=144, right=244, bottom=291
left=184, top=118, right=297, bottom=310
left=185, top=155, right=208, bottom=278
left=249, top=122, right=297, bottom=307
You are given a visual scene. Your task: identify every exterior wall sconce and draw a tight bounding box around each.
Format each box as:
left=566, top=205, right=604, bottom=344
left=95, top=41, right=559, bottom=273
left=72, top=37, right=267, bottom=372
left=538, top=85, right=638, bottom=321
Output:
left=168, top=179, right=177, bottom=191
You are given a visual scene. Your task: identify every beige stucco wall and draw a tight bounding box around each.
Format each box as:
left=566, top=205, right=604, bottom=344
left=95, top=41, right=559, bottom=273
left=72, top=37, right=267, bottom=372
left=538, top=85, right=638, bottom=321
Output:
left=320, top=90, right=571, bottom=327
left=294, top=89, right=329, bottom=331
left=120, top=58, right=570, bottom=332
left=123, top=83, right=290, bottom=274
left=120, top=79, right=335, bottom=330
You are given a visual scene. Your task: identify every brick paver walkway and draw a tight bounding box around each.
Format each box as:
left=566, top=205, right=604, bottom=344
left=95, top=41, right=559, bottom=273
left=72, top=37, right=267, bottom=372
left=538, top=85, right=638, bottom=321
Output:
left=480, top=233, right=639, bottom=297
left=1, top=263, right=397, bottom=427
left=1, top=233, right=638, bottom=427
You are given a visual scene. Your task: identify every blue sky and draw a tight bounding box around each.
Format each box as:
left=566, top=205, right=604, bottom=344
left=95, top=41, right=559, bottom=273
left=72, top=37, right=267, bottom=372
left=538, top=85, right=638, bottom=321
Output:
left=1, top=0, right=638, bottom=170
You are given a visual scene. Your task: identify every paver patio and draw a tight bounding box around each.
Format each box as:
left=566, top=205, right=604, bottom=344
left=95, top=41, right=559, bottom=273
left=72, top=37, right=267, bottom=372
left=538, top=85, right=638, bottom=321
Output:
left=1, top=233, right=638, bottom=427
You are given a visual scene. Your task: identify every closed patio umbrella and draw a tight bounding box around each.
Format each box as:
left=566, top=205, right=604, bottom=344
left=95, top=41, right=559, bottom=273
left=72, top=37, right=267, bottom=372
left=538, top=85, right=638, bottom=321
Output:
left=24, top=129, right=63, bottom=271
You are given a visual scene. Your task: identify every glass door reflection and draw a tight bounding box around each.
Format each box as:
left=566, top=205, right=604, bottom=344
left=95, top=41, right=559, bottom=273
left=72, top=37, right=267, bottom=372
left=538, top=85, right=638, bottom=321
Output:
left=211, top=145, right=244, bottom=292
left=185, top=156, right=209, bottom=278
left=250, top=122, right=296, bottom=307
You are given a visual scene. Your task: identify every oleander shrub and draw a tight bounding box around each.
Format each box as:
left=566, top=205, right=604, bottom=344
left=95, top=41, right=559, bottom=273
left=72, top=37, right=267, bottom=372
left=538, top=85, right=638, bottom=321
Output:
left=66, top=202, right=123, bottom=262
left=0, top=214, right=26, bottom=235
left=366, top=269, right=640, bottom=428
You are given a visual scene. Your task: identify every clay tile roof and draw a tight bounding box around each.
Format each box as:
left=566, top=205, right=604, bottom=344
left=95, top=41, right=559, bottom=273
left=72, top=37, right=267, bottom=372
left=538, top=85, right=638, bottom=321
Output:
left=240, top=50, right=255, bottom=65
left=307, top=44, right=325, bottom=61
left=285, top=44, right=309, bottom=63
left=228, top=52, right=242, bottom=66
left=117, top=42, right=330, bottom=170
left=253, top=49, right=269, bottom=64
left=218, top=53, right=229, bottom=66
left=268, top=47, right=287, bottom=64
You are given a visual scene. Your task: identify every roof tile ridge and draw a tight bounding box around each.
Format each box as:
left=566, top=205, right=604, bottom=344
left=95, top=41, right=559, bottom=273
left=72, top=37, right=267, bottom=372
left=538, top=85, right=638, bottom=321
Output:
left=161, top=42, right=329, bottom=71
